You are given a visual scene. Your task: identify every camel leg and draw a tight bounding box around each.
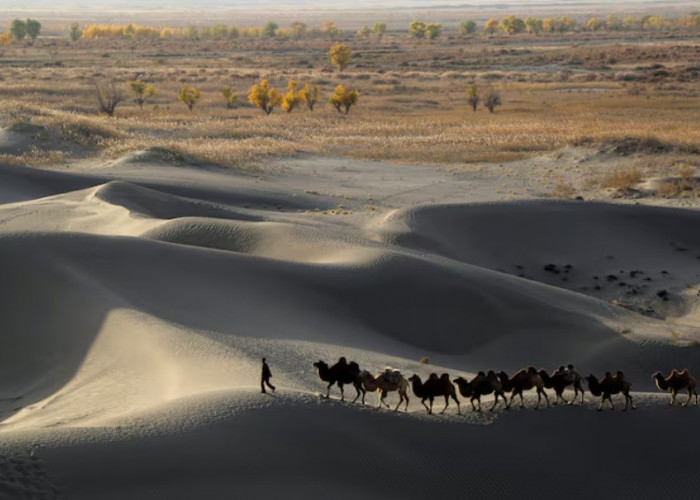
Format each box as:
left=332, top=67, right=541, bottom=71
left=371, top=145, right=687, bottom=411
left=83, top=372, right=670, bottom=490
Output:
left=519, top=392, right=525, bottom=409
left=380, top=392, right=390, bottom=409
left=440, top=395, right=449, bottom=415
left=558, top=390, right=569, bottom=405
left=325, top=382, right=333, bottom=399
left=607, top=395, right=614, bottom=411
left=424, top=398, right=432, bottom=414
left=402, top=393, right=410, bottom=412
left=393, top=393, right=404, bottom=412
left=670, top=389, right=677, bottom=406
left=351, top=383, right=364, bottom=404
left=597, top=398, right=604, bottom=411
left=339, top=384, right=345, bottom=402
left=453, top=395, right=461, bottom=415
left=470, top=397, right=477, bottom=412
left=542, top=389, right=550, bottom=408
left=629, top=393, right=636, bottom=410
left=490, top=393, right=502, bottom=412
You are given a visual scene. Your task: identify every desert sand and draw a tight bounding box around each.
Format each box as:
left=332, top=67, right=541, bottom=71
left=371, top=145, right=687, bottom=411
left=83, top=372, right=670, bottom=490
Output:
left=0, top=147, right=699, bottom=499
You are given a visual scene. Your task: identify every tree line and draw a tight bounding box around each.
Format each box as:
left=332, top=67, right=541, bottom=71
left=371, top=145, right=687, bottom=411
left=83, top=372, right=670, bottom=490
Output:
left=94, top=78, right=360, bottom=117
left=2, top=12, right=698, bottom=46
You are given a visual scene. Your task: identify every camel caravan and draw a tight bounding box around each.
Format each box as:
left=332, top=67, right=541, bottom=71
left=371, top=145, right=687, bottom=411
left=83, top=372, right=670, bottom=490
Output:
left=312, top=358, right=698, bottom=414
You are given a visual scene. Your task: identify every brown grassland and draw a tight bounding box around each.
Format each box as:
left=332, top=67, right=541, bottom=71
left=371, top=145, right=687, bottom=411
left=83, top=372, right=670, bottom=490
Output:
left=0, top=26, right=699, bottom=196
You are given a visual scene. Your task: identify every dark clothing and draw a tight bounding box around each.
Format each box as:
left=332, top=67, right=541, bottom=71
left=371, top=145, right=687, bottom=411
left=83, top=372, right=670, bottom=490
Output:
left=261, top=361, right=275, bottom=393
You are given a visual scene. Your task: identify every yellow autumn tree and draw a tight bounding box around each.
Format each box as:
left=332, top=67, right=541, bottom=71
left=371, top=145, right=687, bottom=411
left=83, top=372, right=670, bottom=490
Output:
left=128, top=79, right=156, bottom=109
left=281, top=81, right=302, bottom=113
left=328, top=44, right=351, bottom=72
left=298, top=83, right=319, bottom=111
left=484, top=18, right=499, bottom=34
left=329, top=85, right=359, bottom=115
left=221, top=86, right=238, bottom=109
left=178, top=86, right=201, bottom=111
left=248, top=79, right=282, bottom=115
left=0, top=32, right=12, bottom=46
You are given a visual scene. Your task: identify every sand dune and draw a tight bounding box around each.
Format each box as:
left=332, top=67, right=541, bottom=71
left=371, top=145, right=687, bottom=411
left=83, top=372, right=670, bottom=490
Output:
left=0, top=156, right=698, bottom=498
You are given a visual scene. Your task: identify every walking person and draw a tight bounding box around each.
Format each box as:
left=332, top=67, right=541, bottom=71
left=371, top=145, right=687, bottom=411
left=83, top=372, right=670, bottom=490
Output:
left=261, top=357, right=276, bottom=393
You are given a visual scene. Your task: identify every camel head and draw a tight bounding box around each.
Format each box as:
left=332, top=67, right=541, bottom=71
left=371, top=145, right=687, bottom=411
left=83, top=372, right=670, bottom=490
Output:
left=338, top=356, right=347, bottom=365
left=652, top=371, right=666, bottom=391
left=585, top=374, right=602, bottom=396
left=567, top=364, right=575, bottom=371
left=453, top=376, right=467, bottom=385
left=408, top=374, right=420, bottom=383
left=538, top=369, right=553, bottom=387
left=313, top=360, right=328, bottom=370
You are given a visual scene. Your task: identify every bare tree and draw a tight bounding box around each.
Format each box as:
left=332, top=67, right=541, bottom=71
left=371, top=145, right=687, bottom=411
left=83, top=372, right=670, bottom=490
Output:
left=94, top=79, right=123, bottom=116
left=484, top=89, right=501, bottom=113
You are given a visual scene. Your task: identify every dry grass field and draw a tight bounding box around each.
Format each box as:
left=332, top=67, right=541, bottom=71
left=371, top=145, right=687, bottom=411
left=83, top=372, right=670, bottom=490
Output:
left=0, top=26, right=699, bottom=195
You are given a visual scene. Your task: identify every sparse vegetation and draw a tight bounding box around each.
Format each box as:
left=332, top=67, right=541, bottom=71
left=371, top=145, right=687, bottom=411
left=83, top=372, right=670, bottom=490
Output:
left=459, top=20, right=477, bottom=34
left=0, top=10, right=697, bottom=176
left=128, top=79, right=156, bottom=109
left=298, top=83, right=319, bottom=111
left=328, top=44, right=351, bottom=72
left=69, top=23, right=82, bottom=42
left=221, top=86, right=238, bottom=109
left=248, top=79, right=282, bottom=114
left=10, top=20, right=27, bottom=42
left=329, top=85, right=359, bottom=114
left=373, top=22, right=387, bottom=42
left=466, top=84, right=479, bottom=112
left=601, top=167, right=643, bottom=190
left=551, top=178, right=577, bottom=198
left=484, top=89, right=501, bottom=113
left=25, top=19, right=41, bottom=45
left=94, top=79, right=123, bottom=117
left=409, top=21, right=442, bottom=40
left=281, top=81, right=302, bottom=113
left=178, top=86, right=202, bottom=111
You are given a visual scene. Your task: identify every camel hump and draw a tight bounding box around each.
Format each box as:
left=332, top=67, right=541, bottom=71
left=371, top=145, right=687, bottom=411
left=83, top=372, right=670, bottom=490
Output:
left=384, top=370, right=404, bottom=386
left=440, top=373, right=451, bottom=381
left=428, top=373, right=439, bottom=380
